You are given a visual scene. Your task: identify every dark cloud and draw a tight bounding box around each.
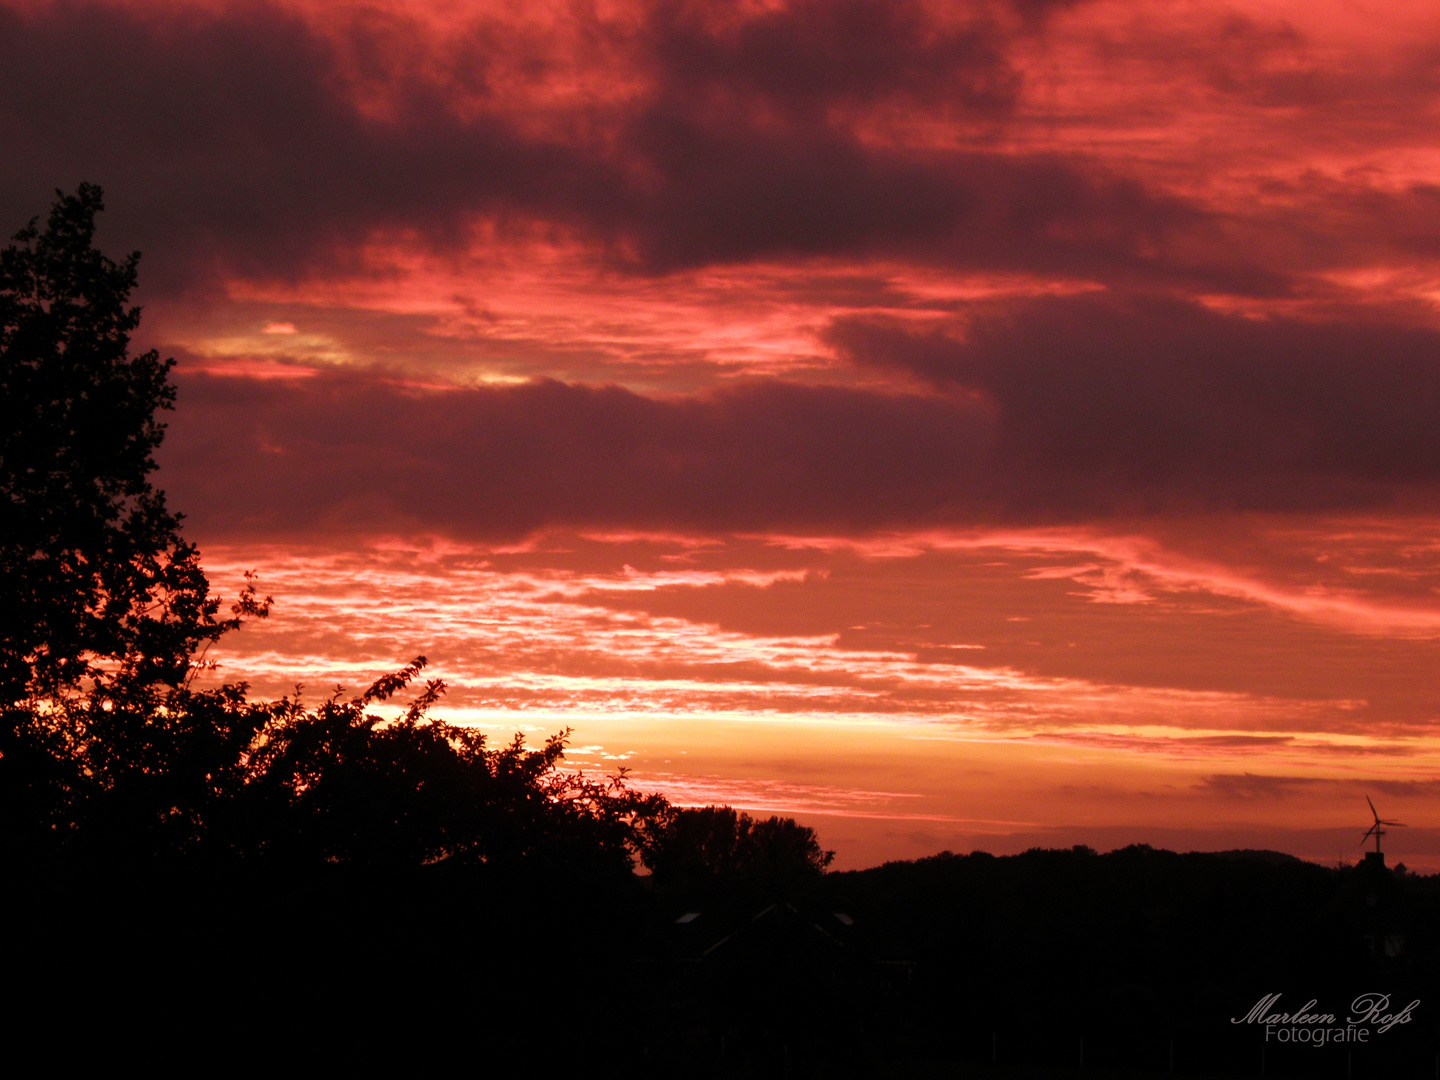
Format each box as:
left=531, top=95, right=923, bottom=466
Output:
left=0, top=1, right=609, bottom=290
left=644, top=0, right=1023, bottom=119
left=1196, top=13, right=1440, bottom=125
left=830, top=292, right=1440, bottom=508
left=1198, top=773, right=1440, bottom=801
left=162, top=284, right=1440, bottom=539
left=1196, top=773, right=1322, bottom=800
left=1367, top=779, right=1440, bottom=799
left=161, top=367, right=1003, bottom=540
left=0, top=0, right=1230, bottom=292
left=615, top=113, right=1212, bottom=280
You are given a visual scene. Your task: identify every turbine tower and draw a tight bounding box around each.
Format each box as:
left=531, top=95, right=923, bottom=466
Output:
left=1362, top=796, right=1404, bottom=856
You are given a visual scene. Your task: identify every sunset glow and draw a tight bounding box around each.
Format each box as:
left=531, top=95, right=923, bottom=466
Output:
left=8, top=0, right=1440, bottom=868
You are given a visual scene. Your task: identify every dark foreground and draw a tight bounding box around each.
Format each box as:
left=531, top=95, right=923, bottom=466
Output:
left=10, top=846, right=1438, bottom=1077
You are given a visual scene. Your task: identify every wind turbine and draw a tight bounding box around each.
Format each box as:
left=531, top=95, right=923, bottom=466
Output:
left=1362, top=796, right=1404, bottom=856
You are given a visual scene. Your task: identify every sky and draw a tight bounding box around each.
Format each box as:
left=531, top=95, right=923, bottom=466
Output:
left=6, top=0, right=1440, bottom=869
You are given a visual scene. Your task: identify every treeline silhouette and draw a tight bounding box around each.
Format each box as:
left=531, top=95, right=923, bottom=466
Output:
left=6, top=189, right=1438, bottom=1078
left=824, top=846, right=1440, bottom=1076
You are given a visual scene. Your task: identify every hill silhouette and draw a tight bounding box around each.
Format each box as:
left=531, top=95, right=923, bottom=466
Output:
left=15, top=839, right=1437, bottom=1075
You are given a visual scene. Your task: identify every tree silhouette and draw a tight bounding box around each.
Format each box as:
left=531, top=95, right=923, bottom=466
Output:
left=0, top=183, right=243, bottom=708
left=638, top=804, right=835, bottom=888
left=55, top=656, right=664, bottom=875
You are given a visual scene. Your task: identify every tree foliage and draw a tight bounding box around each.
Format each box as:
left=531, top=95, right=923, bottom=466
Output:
left=33, top=655, right=663, bottom=875
left=0, top=183, right=238, bottom=706
left=638, top=804, right=835, bottom=888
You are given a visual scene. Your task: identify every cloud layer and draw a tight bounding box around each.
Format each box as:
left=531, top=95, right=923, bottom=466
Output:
left=5, top=0, right=1437, bottom=297
left=3, top=0, right=1434, bottom=535
left=10, top=0, right=1440, bottom=865
left=165, top=291, right=1440, bottom=539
